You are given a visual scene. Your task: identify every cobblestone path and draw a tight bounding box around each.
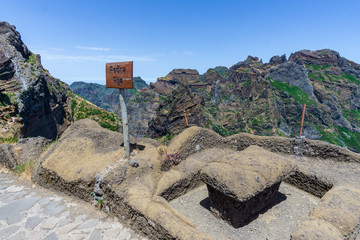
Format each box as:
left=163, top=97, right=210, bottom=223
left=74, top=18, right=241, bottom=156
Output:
left=0, top=172, right=146, bottom=240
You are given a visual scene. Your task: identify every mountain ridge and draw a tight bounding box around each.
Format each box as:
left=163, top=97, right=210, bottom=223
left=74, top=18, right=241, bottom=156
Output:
left=71, top=49, right=360, bottom=152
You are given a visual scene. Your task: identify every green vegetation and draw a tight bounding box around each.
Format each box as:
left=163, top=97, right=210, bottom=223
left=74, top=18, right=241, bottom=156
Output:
left=212, top=124, right=229, bottom=137
left=242, top=81, right=251, bottom=87
left=308, top=72, right=325, bottom=82
left=269, top=79, right=316, bottom=106
left=343, top=109, right=360, bottom=123
left=156, top=134, right=173, bottom=145
left=342, top=72, right=360, bottom=85
left=336, top=127, right=360, bottom=152
left=71, top=97, right=119, bottom=132
left=26, top=53, right=41, bottom=66
left=14, top=161, right=34, bottom=174
left=0, top=137, right=18, bottom=144
left=305, top=64, right=331, bottom=71
left=314, top=126, right=342, bottom=147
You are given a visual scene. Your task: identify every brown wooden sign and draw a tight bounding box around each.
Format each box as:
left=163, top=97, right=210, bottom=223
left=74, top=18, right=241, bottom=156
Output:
left=106, top=61, right=133, bottom=89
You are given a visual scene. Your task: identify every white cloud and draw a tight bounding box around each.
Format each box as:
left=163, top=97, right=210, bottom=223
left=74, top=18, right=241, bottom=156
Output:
left=184, top=51, right=193, bottom=56
left=76, top=45, right=111, bottom=51
left=41, top=53, right=156, bottom=62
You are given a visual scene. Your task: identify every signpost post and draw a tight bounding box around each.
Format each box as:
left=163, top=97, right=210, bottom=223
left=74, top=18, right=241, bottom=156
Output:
left=106, top=61, right=133, bottom=157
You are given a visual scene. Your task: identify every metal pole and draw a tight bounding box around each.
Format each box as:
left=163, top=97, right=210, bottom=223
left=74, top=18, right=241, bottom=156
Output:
left=299, top=104, right=306, bottom=137
left=184, top=110, right=188, bottom=127
left=119, top=88, right=130, bottom=157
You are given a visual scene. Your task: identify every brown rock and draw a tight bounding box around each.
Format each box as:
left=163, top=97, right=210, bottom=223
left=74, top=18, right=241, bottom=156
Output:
left=291, top=218, right=343, bottom=240
left=309, top=186, right=360, bottom=238
left=289, top=49, right=340, bottom=66
left=201, top=145, right=295, bottom=227
left=158, top=69, right=201, bottom=85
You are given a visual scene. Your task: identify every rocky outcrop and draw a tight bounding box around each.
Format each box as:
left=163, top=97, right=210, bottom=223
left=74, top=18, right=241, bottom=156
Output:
left=74, top=48, right=360, bottom=152
left=158, top=69, right=201, bottom=85
left=147, top=85, right=204, bottom=138
left=0, top=22, right=30, bottom=60
left=289, top=49, right=340, bottom=66
left=269, top=54, right=287, bottom=65
left=127, top=88, right=160, bottom=137
left=266, top=61, right=316, bottom=99
left=204, top=68, right=225, bottom=85
left=0, top=21, right=72, bottom=140
left=150, top=79, right=176, bottom=94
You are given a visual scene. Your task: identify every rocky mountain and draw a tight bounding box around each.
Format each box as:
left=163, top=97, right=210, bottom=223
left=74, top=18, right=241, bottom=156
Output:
left=70, top=77, right=148, bottom=114
left=0, top=22, right=120, bottom=142
left=75, top=49, right=360, bottom=152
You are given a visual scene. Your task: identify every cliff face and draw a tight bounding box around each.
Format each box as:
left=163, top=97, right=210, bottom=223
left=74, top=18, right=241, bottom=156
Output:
left=70, top=49, right=360, bottom=152
left=0, top=22, right=120, bottom=142
left=0, top=22, right=71, bottom=140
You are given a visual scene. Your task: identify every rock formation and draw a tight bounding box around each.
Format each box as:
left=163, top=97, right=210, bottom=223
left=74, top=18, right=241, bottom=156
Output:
left=72, top=48, right=360, bottom=152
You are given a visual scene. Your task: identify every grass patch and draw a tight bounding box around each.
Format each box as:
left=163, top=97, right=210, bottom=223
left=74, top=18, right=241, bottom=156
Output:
left=212, top=124, right=229, bottom=137
left=308, top=72, right=326, bottom=82
left=269, top=79, right=316, bottom=106
left=71, top=96, right=119, bottom=132
left=0, top=137, right=18, bottom=144
left=305, top=64, right=331, bottom=71
left=14, top=161, right=35, bottom=175
left=26, top=53, right=40, bottom=66
left=314, top=126, right=342, bottom=147
left=156, top=134, right=173, bottom=146
left=342, top=72, right=360, bottom=85
left=242, top=81, right=251, bottom=87
left=336, top=127, right=360, bottom=152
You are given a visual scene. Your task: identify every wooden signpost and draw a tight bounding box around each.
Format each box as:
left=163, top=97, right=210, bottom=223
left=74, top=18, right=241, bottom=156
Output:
left=106, top=61, right=133, bottom=157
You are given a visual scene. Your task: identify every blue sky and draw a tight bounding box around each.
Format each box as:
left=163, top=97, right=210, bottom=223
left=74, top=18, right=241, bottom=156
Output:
left=1, top=0, right=360, bottom=85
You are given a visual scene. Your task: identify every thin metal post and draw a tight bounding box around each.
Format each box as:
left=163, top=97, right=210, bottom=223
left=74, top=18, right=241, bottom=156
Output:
left=119, top=88, right=130, bottom=157
left=184, top=110, right=188, bottom=127
left=299, top=104, right=306, bottom=137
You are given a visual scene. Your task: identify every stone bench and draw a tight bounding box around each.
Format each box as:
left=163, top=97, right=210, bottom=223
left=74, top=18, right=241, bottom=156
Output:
left=201, top=145, right=295, bottom=228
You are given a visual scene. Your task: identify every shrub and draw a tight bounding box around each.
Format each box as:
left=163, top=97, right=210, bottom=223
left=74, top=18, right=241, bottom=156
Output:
left=160, top=152, right=182, bottom=171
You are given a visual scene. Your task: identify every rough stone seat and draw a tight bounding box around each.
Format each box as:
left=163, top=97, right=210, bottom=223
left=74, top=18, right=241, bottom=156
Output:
left=201, top=145, right=295, bottom=228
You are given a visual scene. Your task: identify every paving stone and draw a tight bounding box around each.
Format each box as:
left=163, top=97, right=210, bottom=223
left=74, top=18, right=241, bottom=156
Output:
left=103, top=228, right=121, bottom=238
left=41, top=217, right=59, bottom=230
left=0, top=197, right=40, bottom=220
left=1, top=180, right=14, bottom=184
left=6, top=212, right=25, bottom=225
left=38, top=197, right=51, bottom=205
left=97, top=222, right=111, bottom=229
left=68, top=233, right=88, bottom=240
left=47, top=205, right=66, bottom=216
left=57, top=217, right=70, bottom=228
left=42, top=232, right=58, bottom=240
left=0, top=173, right=146, bottom=240
left=117, top=230, right=131, bottom=239
left=57, top=221, right=81, bottom=235
left=27, top=230, right=48, bottom=240
left=42, top=201, right=61, bottom=215
left=8, top=231, right=26, bottom=240
left=88, top=229, right=101, bottom=240
left=75, top=214, right=87, bottom=221
left=60, top=211, right=70, bottom=218
left=25, top=216, right=45, bottom=230
left=5, top=185, right=24, bottom=192
left=80, top=219, right=98, bottom=229
left=0, top=193, right=12, bottom=201
left=0, top=225, right=21, bottom=239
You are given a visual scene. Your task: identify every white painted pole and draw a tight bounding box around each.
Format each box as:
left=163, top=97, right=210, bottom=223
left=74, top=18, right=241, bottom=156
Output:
left=119, top=88, right=130, bottom=157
